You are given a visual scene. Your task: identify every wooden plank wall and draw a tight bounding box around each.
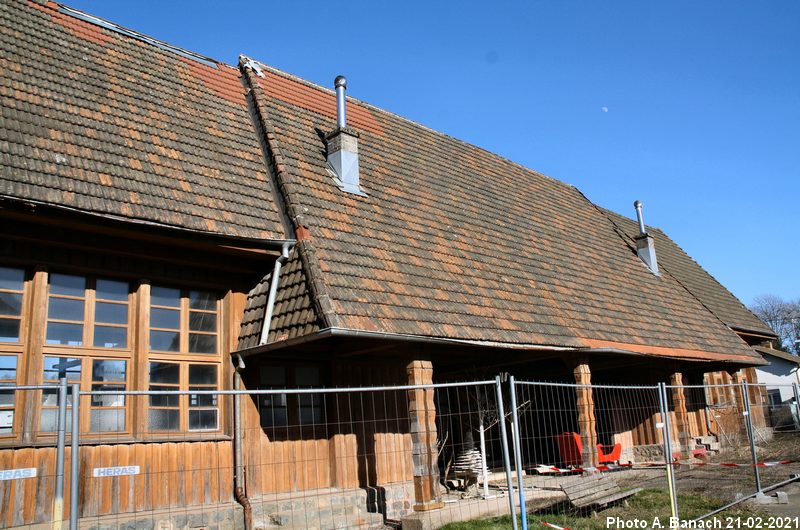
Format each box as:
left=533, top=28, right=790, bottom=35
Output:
left=374, top=433, right=413, bottom=485
left=0, top=441, right=232, bottom=528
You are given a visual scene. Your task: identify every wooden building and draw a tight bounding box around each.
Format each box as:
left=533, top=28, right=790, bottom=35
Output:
left=0, top=1, right=777, bottom=527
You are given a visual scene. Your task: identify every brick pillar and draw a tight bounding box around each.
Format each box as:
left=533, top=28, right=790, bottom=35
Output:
left=573, top=358, right=598, bottom=468
left=669, top=372, right=692, bottom=459
left=406, top=360, right=444, bottom=511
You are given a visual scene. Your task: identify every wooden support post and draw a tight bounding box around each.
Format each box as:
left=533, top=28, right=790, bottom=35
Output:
left=669, top=372, right=692, bottom=459
left=572, top=358, right=598, bottom=468
left=406, top=360, right=444, bottom=511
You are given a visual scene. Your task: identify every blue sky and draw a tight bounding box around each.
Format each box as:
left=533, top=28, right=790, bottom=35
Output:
left=67, top=0, right=800, bottom=306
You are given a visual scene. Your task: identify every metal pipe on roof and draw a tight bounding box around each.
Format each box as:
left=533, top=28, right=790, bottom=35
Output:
left=334, top=75, right=347, bottom=128
left=258, top=242, right=293, bottom=346
left=634, top=200, right=646, bottom=235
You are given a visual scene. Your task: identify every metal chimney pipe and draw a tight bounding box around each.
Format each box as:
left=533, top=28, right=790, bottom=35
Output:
left=634, top=200, right=646, bottom=235
left=334, top=75, right=347, bottom=129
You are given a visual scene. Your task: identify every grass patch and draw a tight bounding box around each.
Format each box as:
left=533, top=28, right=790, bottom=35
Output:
left=439, top=489, right=762, bottom=529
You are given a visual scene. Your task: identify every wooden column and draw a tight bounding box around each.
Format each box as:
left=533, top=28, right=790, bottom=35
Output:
left=572, top=358, right=598, bottom=468
left=406, top=360, right=443, bottom=511
left=669, top=372, right=692, bottom=458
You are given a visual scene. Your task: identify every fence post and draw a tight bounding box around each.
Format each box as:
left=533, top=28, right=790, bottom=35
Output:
left=70, top=383, right=80, bottom=530
left=740, top=381, right=762, bottom=493
left=495, top=375, right=518, bottom=530
left=508, top=377, right=528, bottom=530
left=657, top=382, right=679, bottom=520
left=53, top=377, right=68, bottom=530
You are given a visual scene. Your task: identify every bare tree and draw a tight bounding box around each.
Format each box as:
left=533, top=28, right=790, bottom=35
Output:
left=750, top=295, right=800, bottom=354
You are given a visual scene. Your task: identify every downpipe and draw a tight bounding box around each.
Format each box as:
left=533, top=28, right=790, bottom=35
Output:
left=233, top=354, right=252, bottom=530
left=259, top=242, right=292, bottom=346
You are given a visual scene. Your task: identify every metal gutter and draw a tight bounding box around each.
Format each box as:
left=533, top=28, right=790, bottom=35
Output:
left=0, top=196, right=296, bottom=250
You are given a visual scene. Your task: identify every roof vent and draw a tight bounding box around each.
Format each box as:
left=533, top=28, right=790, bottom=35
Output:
left=326, top=76, right=367, bottom=197
left=633, top=200, right=659, bottom=275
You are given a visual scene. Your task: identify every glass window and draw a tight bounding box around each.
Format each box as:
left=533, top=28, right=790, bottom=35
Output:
left=46, top=274, right=130, bottom=348
left=259, top=366, right=287, bottom=428
left=41, top=356, right=82, bottom=431
left=0, top=355, right=17, bottom=434
left=258, top=365, right=324, bottom=428
left=296, top=366, right=323, bottom=424
left=0, top=266, right=25, bottom=343
left=90, top=360, right=127, bottom=432
left=150, top=287, right=217, bottom=354
left=189, top=364, right=218, bottom=431
left=149, top=362, right=180, bottom=431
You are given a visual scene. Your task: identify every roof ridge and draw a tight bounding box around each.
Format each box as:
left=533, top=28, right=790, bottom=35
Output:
left=54, top=2, right=226, bottom=68
left=249, top=60, right=576, bottom=191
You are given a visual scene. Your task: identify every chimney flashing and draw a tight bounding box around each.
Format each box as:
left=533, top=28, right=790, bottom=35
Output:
left=632, top=200, right=659, bottom=275
left=326, top=76, right=367, bottom=197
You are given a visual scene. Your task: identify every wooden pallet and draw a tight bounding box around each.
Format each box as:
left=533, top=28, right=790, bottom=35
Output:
left=561, top=474, right=642, bottom=512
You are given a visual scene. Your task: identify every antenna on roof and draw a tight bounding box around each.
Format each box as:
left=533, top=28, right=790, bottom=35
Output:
left=334, top=75, right=347, bottom=128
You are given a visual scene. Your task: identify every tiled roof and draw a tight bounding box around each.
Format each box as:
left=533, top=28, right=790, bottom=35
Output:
left=602, top=208, right=776, bottom=337
left=753, top=346, right=800, bottom=366
left=246, top=63, right=761, bottom=364
left=0, top=0, right=286, bottom=240
left=238, top=248, right=321, bottom=350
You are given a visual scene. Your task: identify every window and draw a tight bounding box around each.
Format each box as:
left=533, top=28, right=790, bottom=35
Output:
left=0, top=266, right=25, bottom=343
left=150, top=287, right=217, bottom=354
left=41, top=356, right=81, bottom=431
left=40, top=355, right=128, bottom=433
left=46, top=274, right=130, bottom=348
left=148, top=362, right=219, bottom=432
left=259, top=365, right=323, bottom=428
left=0, top=355, right=17, bottom=434
left=90, top=359, right=127, bottom=432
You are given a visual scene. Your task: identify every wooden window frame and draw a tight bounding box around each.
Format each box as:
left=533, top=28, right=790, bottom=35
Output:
left=149, top=287, right=220, bottom=357
left=45, top=274, right=132, bottom=351
left=146, top=360, right=221, bottom=434
left=257, top=363, right=326, bottom=437
left=38, top=353, right=131, bottom=439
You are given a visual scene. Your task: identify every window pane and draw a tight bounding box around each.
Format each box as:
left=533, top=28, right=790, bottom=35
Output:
left=0, top=388, right=16, bottom=406
left=90, top=385, right=126, bottom=407
left=48, top=298, right=84, bottom=321
left=92, top=360, right=126, bottom=382
left=96, top=279, right=128, bottom=301
left=189, top=392, right=217, bottom=407
left=149, top=390, right=179, bottom=407
left=50, top=274, right=85, bottom=297
left=150, top=330, right=179, bottom=351
left=44, top=357, right=82, bottom=381
left=95, top=302, right=127, bottom=325
left=189, top=291, right=216, bottom=311
left=296, top=366, right=321, bottom=387
left=0, top=267, right=24, bottom=291
left=149, top=362, right=179, bottom=384
left=0, top=319, right=20, bottom=343
left=94, top=326, right=127, bottom=349
left=189, top=311, right=216, bottom=332
left=189, top=364, right=217, bottom=385
left=0, top=293, right=22, bottom=316
left=188, top=333, right=216, bottom=354
left=151, top=308, right=179, bottom=330
left=151, top=286, right=180, bottom=307
left=46, top=322, right=83, bottom=346
left=41, top=409, right=74, bottom=431
left=148, top=409, right=179, bottom=431
left=0, top=356, right=17, bottom=380
left=91, top=409, right=126, bottom=432
left=189, top=409, right=218, bottom=430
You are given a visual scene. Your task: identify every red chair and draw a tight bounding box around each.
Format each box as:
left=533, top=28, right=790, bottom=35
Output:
left=554, top=432, right=622, bottom=466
